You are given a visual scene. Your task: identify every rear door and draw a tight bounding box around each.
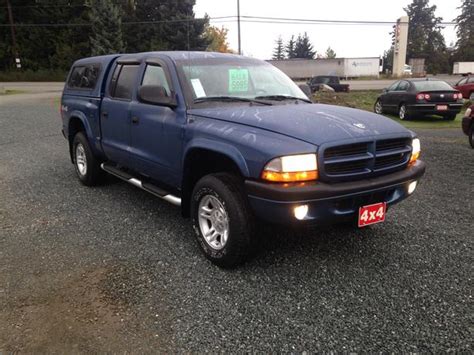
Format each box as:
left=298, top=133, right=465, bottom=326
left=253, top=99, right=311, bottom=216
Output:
left=390, top=80, right=410, bottom=110
left=100, top=61, right=140, bottom=166
left=381, top=81, right=400, bottom=112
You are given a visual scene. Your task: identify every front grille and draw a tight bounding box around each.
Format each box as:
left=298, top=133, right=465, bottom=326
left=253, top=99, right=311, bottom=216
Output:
left=321, top=138, right=411, bottom=181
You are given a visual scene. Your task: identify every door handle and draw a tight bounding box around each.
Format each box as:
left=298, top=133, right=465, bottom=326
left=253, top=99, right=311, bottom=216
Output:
left=102, top=111, right=108, bottom=118
left=131, top=116, right=139, bottom=124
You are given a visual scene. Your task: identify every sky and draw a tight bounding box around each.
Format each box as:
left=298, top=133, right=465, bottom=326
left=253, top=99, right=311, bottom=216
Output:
left=194, top=0, right=461, bottom=59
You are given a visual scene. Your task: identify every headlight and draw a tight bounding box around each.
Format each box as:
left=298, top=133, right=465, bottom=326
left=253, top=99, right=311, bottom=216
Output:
left=409, top=138, right=421, bottom=165
left=261, top=153, right=318, bottom=182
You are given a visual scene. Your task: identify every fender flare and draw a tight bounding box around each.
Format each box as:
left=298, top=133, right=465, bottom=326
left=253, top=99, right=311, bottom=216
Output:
left=183, top=138, right=250, bottom=177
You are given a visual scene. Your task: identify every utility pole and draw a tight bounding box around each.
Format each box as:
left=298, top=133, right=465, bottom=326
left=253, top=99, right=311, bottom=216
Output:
left=6, top=0, right=21, bottom=69
left=237, top=0, right=241, bottom=55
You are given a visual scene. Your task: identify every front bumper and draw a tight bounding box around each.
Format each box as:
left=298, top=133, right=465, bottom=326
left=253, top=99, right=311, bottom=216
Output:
left=407, top=103, right=463, bottom=115
left=245, top=160, right=426, bottom=225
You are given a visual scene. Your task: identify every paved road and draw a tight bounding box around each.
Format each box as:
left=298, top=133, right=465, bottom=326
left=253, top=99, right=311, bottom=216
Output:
left=0, top=97, right=472, bottom=352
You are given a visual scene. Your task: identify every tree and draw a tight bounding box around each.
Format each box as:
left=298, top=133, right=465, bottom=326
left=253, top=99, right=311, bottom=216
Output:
left=453, top=0, right=474, bottom=62
left=121, top=0, right=209, bottom=52
left=205, top=26, right=233, bottom=53
left=294, top=32, right=315, bottom=59
left=382, top=47, right=394, bottom=73
left=272, top=36, right=285, bottom=60
left=404, top=0, right=449, bottom=74
left=325, top=47, right=337, bottom=59
left=286, top=35, right=296, bottom=59
left=89, top=0, right=125, bottom=56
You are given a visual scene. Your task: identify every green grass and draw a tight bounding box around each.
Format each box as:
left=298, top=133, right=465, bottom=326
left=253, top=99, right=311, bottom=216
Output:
left=313, top=90, right=470, bottom=129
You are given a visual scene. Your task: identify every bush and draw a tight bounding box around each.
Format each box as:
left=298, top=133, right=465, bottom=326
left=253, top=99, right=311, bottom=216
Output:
left=0, top=69, right=67, bottom=82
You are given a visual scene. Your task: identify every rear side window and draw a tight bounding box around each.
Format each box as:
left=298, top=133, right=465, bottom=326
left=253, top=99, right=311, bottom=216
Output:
left=68, top=64, right=100, bottom=89
left=396, top=81, right=409, bottom=91
left=141, top=65, right=171, bottom=96
left=111, top=64, right=140, bottom=100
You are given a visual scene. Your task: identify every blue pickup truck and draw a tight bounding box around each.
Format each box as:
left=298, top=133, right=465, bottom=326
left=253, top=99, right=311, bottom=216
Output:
left=61, top=51, right=425, bottom=267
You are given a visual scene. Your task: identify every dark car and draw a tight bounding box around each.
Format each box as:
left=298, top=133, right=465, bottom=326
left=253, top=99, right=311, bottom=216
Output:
left=374, top=79, right=463, bottom=120
left=454, top=76, right=474, bottom=100
left=307, top=75, right=350, bottom=93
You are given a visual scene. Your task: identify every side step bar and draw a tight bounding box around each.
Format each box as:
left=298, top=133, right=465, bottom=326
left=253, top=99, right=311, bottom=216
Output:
left=100, top=163, right=181, bottom=206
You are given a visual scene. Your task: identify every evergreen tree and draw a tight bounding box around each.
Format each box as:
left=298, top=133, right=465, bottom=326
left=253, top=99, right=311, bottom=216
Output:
left=121, top=0, right=209, bottom=52
left=89, top=0, right=124, bottom=56
left=325, top=47, right=337, bottom=59
left=404, top=0, right=449, bottom=74
left=294, top=32, right=315, bottom=59
left=286, top=35, right=296, bottom=59
left=453, top=0, right=474, bottom=62
left=272, top=36, right=285, bottom=60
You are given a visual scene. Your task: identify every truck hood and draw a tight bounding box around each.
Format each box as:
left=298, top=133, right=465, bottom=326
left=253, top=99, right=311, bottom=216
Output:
left=188, top=103, right=410, bottom=146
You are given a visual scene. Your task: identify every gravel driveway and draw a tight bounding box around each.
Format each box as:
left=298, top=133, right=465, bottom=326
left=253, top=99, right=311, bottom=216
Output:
left=0, top=96, right=472, bottom=352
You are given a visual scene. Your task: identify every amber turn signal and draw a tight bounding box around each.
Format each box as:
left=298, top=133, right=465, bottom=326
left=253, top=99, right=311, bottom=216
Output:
left=262, top=170, right=318, bottom=182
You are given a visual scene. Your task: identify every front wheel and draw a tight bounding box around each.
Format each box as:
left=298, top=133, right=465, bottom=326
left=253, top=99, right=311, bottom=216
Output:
left=374, top=99, right=383, bottom=114
left=398, top=104, right=410, bottom=120
left=191, top=173, right=255, bottom=268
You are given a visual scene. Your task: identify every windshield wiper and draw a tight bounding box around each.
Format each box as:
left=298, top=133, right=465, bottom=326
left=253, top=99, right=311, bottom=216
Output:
left=255, top=95, right=312, bottom=103
left=194, top=96, right=272, bottom=106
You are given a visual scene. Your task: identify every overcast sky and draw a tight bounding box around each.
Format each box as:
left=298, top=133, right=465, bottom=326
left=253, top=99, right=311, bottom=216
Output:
left=194, top=0, right=461, bottom=59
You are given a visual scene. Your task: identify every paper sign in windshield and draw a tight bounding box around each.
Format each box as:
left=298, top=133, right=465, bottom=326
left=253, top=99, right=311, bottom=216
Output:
left=191, top=78, right=206, bottom=98
left=228, top=69, right=249, bottom=93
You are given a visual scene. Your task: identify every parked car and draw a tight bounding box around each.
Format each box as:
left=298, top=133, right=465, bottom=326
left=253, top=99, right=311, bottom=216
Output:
left=454, top=76, right=474, bottom=100
left=307, top=75, right=350, bottom=93
left=403, top=64, right=413, bottom=76
left=461, top=104, right=474, bottom=148
left=61, top=52, right=425, bottom=267
left=374, top=79, right=463, bottom=120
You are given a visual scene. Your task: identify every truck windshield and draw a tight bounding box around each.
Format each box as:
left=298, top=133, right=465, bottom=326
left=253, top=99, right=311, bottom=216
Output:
left=175, top=57, right=309, bottom=106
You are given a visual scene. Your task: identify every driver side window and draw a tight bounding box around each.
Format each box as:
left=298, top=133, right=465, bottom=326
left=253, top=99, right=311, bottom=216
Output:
left=142, top=65, right=171, bottom=97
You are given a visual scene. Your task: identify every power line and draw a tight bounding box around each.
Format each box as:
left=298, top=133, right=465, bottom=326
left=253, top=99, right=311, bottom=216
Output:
left=0, top=14, right=458, bottom=28
left=0, top=16, right=234, bottom=27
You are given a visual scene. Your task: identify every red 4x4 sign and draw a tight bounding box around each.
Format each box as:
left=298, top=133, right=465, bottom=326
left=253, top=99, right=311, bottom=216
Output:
left=358, top=202, right=386, bottom=227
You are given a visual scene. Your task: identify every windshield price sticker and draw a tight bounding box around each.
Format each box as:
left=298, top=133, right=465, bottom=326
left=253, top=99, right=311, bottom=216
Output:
left=191, top=78, right=206, bottom=98
left=228, top=69, right=249, bottom=93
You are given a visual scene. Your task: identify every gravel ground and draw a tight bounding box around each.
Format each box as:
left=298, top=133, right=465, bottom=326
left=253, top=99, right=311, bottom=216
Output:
left=0, top=97, right=472, bottom=352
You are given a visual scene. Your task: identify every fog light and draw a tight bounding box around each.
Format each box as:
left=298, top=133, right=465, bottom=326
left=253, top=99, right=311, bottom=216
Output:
left=408, top=181, right=417, bottom=194
left=294, top=204, right=309, bottom=220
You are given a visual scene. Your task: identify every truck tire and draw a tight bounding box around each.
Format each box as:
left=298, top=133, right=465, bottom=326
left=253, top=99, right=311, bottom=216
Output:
left=191, top=173, right=255, bottom=268
left=72, top=132, right=104, bottom=186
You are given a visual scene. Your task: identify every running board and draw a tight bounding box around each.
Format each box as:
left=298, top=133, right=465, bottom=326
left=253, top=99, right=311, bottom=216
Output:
left=100, top=163, right=181, bottom=206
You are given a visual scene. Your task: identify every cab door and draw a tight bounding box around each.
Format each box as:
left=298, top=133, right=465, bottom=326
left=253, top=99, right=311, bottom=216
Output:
left=128, top=59, right=184, bottom=186
left=100, top=61, right=140, bottom=166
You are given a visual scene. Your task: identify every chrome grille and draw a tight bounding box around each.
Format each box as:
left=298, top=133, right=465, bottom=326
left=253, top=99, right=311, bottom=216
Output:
left=321, top=138, right=411, bottom=181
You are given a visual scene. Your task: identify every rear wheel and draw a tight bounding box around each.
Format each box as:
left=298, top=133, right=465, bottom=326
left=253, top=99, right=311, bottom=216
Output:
left=398, top=104, right=410, bottom=120
left=374, top=99, right=384, bottom=114
left=72, top=132, right=104, bottom=186
left=191, top=173, right=255, bottom=268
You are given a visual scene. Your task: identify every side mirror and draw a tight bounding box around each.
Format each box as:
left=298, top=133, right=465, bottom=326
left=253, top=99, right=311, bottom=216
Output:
left=382, top=88, right=388, bottom=93
left=138, top=85, right=177, bottom=108
left=298, top=83, right=312, bottom=99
